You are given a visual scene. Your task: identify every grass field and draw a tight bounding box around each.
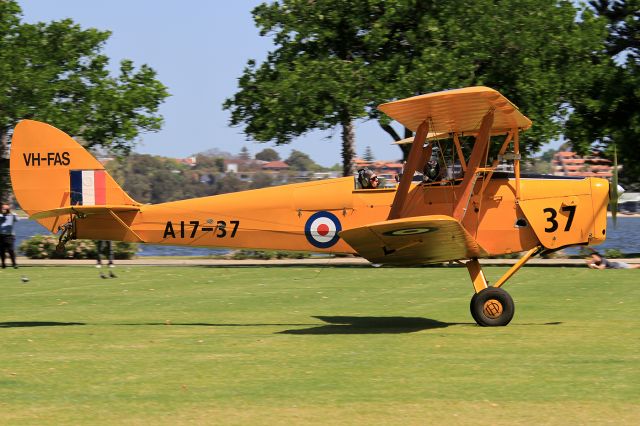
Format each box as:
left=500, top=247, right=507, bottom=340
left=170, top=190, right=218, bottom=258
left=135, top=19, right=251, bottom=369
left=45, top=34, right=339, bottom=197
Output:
left=1, top=265, right=639, bottom=425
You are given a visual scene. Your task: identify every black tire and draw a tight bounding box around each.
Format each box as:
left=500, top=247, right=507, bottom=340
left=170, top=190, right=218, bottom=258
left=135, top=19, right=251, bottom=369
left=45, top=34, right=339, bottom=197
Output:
left=469, top=292, right=481, bottom=324
left=470, top=287, right=515, bottom=327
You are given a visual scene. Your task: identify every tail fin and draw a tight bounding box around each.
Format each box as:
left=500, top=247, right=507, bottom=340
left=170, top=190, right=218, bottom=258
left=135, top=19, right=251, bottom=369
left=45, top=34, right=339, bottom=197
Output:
left=10, top=120, right=139, bottom=233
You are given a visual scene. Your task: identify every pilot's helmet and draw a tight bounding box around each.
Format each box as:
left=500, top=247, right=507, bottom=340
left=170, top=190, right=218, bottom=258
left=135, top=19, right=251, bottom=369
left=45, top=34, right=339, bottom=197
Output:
left=424, top=160, right=441, bottom=181
left=357, top=168, right=376, bottom=188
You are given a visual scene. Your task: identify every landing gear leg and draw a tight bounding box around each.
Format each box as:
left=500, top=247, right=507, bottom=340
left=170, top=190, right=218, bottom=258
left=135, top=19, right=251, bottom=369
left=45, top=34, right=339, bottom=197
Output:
left=466, top=258, right=514, bottom=326
left=55, top=220, right=76, bottom=254
left=465, top=246, right=541, bottom=327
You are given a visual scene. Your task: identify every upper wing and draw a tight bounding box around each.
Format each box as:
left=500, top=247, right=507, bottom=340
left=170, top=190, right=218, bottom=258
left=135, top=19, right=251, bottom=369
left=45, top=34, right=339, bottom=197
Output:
left=378, top=86, right=531, bottom=134
left=339, top=215, right=488, bottom=265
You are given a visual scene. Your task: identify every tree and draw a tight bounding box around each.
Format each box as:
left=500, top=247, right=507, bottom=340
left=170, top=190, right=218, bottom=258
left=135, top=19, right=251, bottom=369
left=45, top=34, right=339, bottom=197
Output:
left=250, top=172, right=274, bottom=189
left=226, top=0, right=605, bottom=174
left=194, top=154, right=222, bottom=171
left=215, top=174, right=248, bottom=195
left=362, top=146, right=375, bottom=162
left=255, top=148, right=280, bottom=162
left=224, top=0, right=378, bottom=177
left=118, top=154, right=187, bottom=203
left=239, top=146, right=251, bottom=161
left=0, top=1, right=169, bottom=202
left=285, top=150, right=320, bottom=172
left=565, top=0, right=640, bottom=185
left=369, top=0, right=607, bottom=159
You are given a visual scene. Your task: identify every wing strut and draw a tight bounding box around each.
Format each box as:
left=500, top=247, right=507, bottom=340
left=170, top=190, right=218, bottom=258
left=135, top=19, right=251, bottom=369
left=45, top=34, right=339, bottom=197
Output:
left=452, top=110, right=494, bottom=221
left=387, top=120, right=430, bottom=220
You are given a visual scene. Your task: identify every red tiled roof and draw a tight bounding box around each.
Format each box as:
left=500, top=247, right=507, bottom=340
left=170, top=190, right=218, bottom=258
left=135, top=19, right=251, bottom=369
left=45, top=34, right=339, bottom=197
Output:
left=262, top=161, right=289, bottom=169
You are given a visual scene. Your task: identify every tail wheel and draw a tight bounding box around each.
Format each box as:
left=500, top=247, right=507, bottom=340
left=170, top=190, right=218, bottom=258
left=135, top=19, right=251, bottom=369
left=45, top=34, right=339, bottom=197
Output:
left=470, top=287, right=515, bottom=327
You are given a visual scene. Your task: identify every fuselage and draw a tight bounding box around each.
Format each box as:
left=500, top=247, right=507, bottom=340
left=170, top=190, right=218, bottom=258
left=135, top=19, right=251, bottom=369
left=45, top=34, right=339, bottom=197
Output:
left=74, top=174, right=609, bottom=258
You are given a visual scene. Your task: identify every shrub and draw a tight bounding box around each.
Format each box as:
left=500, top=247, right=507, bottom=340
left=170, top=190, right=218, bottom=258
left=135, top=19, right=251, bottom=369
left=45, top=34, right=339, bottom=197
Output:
left=603, top=248, right=624, bottom=259
left=19, top=235, right=138, bottom=260
left=230, top=249, right=311, bottom=260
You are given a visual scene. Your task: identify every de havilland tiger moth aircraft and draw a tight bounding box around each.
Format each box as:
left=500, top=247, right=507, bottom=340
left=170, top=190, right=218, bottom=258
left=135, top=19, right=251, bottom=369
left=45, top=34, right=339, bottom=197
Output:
left=10, top=86, right=613, bottom=326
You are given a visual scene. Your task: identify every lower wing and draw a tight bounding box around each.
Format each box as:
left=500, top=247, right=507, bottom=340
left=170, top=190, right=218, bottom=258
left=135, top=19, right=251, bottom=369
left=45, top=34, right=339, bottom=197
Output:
left=339, top=215, right=487, bottom=265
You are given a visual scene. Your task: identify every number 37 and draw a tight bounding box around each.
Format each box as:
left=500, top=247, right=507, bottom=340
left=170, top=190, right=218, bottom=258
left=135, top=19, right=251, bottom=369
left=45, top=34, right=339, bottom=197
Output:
left=543, top=206, right=576, bottom=233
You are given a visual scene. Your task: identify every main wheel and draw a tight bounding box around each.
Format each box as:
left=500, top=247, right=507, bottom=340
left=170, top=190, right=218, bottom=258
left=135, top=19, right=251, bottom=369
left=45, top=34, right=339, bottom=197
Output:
left=470, top=287, right=515, bottom=327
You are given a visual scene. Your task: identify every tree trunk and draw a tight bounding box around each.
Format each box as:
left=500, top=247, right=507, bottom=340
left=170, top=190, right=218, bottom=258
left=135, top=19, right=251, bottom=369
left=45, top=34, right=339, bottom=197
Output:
left=341, top=114, right=355, bottom=177
left=401, top=127, right=414, bottom=161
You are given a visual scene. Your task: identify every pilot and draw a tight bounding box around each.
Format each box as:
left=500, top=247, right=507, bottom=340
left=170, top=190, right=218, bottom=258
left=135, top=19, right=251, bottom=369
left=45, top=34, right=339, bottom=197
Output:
left=423, top=159, right=441, bottom=183
left=357, top=168, right=379, bottom=189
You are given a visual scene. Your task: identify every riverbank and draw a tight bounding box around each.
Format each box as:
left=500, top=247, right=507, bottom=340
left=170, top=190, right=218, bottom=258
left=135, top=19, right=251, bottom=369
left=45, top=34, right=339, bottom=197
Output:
left=11, top=256, right=640, bottom=267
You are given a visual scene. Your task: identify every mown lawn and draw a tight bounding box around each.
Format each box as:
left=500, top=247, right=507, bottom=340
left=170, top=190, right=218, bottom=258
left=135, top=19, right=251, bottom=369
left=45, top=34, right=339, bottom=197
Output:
left=1, top=265, right=638, bottom=425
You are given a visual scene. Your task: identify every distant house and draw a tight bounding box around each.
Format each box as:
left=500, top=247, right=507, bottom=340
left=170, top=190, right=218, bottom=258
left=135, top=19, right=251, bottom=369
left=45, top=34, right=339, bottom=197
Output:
left=552, top=151, right=613, bottom=178
left=376, top=162, right=403, bottom=175
left=96, top=156, right=115, bottom=166
left=261, top=160, right=290, bottom=172
left=178, top=156, right=197, bottom=167
left=226, top=162, right=238, bottom=173
left=354, top=158, right=372, bottom=170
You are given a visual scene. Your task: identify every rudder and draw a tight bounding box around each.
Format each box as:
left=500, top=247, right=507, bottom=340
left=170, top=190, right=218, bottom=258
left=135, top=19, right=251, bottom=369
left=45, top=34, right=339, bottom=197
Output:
left=10, top=120, right=138, bottom=232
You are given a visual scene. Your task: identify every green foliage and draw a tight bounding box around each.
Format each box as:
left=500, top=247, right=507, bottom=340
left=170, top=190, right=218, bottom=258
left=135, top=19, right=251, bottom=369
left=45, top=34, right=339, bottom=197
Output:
left=255, top=148, right=280, bottom=162
left=362, top=145, right=375, bottom=162
left=286, top=149, right=321, bottom=171
left=0, top=1, right=168, bottom=202
left=370, top=0, right=606, bottom=155
left=566, top=0, right=640, bottom=185
left=603, top=248, right=624, bottom=258
left=224, top=0, right=380, bottom=176
left=18, top=234, right=138, bottom=259
left=110, top=149, right=328, bottom=203
left=239, top=146, right=251, bottom=161
left=113, top=154, right=247, bottom=203
left=194, top=154, right=221, bottom=171
left=249, top=172, right=273, bottom=189
left=540, top=148, right=558, bottom=164
left=225, top=0, right=607, bottom=174
left=216, top=173, right=248, bottom=195
left=230, top=249, right=311, bottom=260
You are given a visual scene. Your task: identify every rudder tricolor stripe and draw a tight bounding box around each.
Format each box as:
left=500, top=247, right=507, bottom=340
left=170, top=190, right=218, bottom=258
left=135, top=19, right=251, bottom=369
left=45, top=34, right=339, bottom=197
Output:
left=70, top=170, right=106, bottom=206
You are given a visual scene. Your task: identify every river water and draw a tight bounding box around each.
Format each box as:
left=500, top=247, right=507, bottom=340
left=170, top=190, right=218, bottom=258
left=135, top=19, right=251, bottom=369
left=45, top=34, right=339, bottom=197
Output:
left=13, top=216, right=640, bottom=257
left=14, top=220, right=227, bottom=257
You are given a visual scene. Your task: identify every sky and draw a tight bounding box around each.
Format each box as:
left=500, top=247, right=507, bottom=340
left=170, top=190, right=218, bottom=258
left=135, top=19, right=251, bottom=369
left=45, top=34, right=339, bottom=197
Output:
left=18, top=0, right=398, bottom=167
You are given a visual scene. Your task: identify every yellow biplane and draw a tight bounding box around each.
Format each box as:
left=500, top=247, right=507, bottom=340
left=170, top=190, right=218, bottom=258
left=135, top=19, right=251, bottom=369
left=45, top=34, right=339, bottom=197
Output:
left=9, top=87, right=610, bottom=326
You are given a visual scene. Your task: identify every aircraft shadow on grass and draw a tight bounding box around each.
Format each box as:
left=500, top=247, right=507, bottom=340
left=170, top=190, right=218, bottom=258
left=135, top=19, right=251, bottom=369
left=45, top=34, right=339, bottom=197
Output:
left=0, top=321, right=85, bottom=328
left=279, top=317, right=563, bottom=334
left=279, top=316, right=458, bottom=335
left=129, top=316, right=458, bottom=334
left=0, top=317, right=563, bottom=331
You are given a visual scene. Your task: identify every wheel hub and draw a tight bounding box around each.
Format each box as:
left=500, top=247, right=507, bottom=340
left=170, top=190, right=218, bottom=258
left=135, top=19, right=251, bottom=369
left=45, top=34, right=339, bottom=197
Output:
left=483, top=299, right=503, bottom=319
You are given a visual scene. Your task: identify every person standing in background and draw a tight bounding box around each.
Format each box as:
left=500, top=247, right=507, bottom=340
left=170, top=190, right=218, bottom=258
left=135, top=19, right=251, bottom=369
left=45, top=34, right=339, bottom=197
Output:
left=96, top=240, right=117, bottom=278
left=0, top=204, right=19, bottom=269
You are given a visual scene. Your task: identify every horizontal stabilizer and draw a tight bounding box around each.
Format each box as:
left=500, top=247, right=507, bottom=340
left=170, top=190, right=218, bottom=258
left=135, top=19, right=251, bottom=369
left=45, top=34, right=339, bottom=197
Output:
left=30, top=205, right=141, bottom=220
left=30, top=205, right=144, bottom=243
left=339, top=215, right=487, bottom=265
